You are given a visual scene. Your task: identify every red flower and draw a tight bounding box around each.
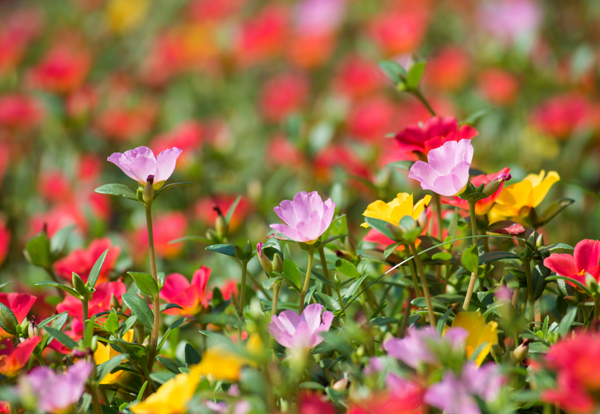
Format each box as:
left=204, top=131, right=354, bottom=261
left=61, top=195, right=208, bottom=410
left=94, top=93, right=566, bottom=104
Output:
left=0, top=94, right=43, bottom=130
left=424, top=47, right=470, bottom=92
left=159, top=267, right=211, bottom=316
left=95, top=104, right=157, bottom=142
left=368, top=10, right=429, bottom=56
left=0, top=293, right=37, bottom=338
left=220, top=279, right=239, bottom=301
left=348, top=97, right=397, bottom=143
left=314, top=145, right=371, bottom=182
left=28, top=45, right=91, bottom=94
left=477, top=69, right=519, bottom=106
left=56, top=281, right=126, bottom=322
left=187, top=0, right=246, bottom=22
left=287, top=33, right=335, bottom=69
left=66, top=86, right=97, bottom=120
left=298, top=392, right=337, bottom=414
left=151, top=121, right=203, bottom=166
left=260, top=73, right=309, bottom=122
left=266, top=136, right=305, bottom=170
left=134, top=212, right=187, bottom=259
left=334, top=56, right=384, bottom=100
left=544, top=239, right=600, bottom=285
left=54, top=238, right=121, bottom=284
left=236, top=6, right=288, bottom=66
left=0, top=218, right=9, bottom=267
left=0, top=336, right=41, bottom=377
left=0, top=9, right=42, bottom=74
left=531, top=94, right=590, bottom=139
left=195, top=196, right=250, bottom=233
left=394, top=116, right=478, bottom=155
left=445, top=168, right=511, bottom=215
left=38, top=171, right=73, bottom=205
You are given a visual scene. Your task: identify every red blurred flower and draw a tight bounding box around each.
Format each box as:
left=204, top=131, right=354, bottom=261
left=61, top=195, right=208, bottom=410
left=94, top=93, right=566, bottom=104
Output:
left=334, top=56, right=384, bottom=100
left=0, top=9, right=43, bottom=74
left=368, top=10, right=429, bottom=56
left=445, top=168, right=511, bottom=215
left=348, top=375, right=424, bottom=414
left=159, top=267, right=211, bottom=316
left=151, top=121, right=203, bottom=166
left=298, top=392, right=337, bottom=414
left=348, top=97, right=397, bottom=143
left=95, top=104, right=157, bottom=142
left=66, top=86, right=97, bottom=120
left=187, top=0, right=246, bottom=22
left=266, top=135, right=305, bottom=170
left=0, top=336, right=41, bottom=377
left=314, top=145, right=371, bottom=182
left=38, top=171, right=73, bottom=205
left=0, top=94, right=43, bottom=130
left=134, top=211, right=187, bottom=259
left=0, top=219, right=9, bottom=267
left=0, top=293, right=37, bottom=338
left=260, top=73, right=309, bottom=122
left=477, top=69, right=519, bottom=106
left=28, top=45, right=91, bottom=94
left=195, top=196, right=250, bottom=233
left=236, top=6, right=288, bottom=66
left=57, top=281, right=126, bottom=322
left=424, top=47, right=470, bottom=92
left=77, top=154, right=103, bottom=182
left=544, top=239, right=600, bottom=286
left=220, top=279, right=239, bottom=301
left=394, top=116, right=478, bottom=155
left=531, top=94, right=590, bottom=139
left=29, top=205, right=85, bottom=238
left=288, top=33, right=336, bottom=69
left=54, top=238, right=121, bottom=284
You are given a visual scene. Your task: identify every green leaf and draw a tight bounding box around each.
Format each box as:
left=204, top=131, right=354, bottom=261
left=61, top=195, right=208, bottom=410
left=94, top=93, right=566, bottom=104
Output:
left=96, top=354, right=128, bottom=382
left=154, top=182, right=194, bottom=199
left=158, top=356, right=184, bottom=374
left=205, top=244, right=237, bottom=257
left=432, top=252, right=452, bottom=261
left=38, top=312, right=69, bottom=328
left=299, top=381, right=326, bottom=390
left=384, top=242, right=403, bottom=259
left=282, top=260, right=303, bottom=291
left=538, top=198, right=575, bottom=227
left=411, top=297, right=447, bottom=312
left=184, top=343, right=200, bottom=366
left=479, top=251, right=519, bottom=265
left=314, top=235, right=347, bottom=249
left=437, top=308, right=453, bottom=335
left=309, top=270, right=335, bottom=288
left=88, top=249, right=109, bottom=288
left=25, top=232, right=52, bottom=268
left=84, top=315, right=95, bottom=348
left=168, top=236, right=213, bottom=245
left=121, top=315, right=138, bottom=337
left=378, top=60, right=406, bottom=85
left=336, top=258, right=360, bottom=279
left=316, top=293, right=341, bottom=312
left=385, top=161, right=413, bottom=171
left=461, top=244, right=479, bottom=273
left=35, top=281, right=81, bottom=298
left=128, top=272, right=159, bottom=297
left=45, top=326, right=78, bottom=349
left=342, top=274, right=368, bottom=300
left=364, top=217, right=396, bottom=241
left=157, top=318, right=186, bottom=351
left=94, top=183, right=138, bottom=201
left=0, top=303, right=18, bottom=335
left=225, top=195, right=242, bottom=226
left=262, top=276, right=283, bottom=291
left=461, top=109, right=490, bottom=126
left=150, top=372, right=175, bottom=384
left=558, top=307, right=578, bottom=338
left=121, top=293, right=154, bottom=330
left=50, top=225, right=76, bottom=255
left=104, top=310, right=119, bottom=335
left=406, top=61, right=426, bottom=89
left=546, top=276, right=591, bottom=295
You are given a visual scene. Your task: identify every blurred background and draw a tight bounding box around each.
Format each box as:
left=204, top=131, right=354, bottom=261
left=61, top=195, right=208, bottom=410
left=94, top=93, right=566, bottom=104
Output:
left=1, top=0, right=599, bottom=294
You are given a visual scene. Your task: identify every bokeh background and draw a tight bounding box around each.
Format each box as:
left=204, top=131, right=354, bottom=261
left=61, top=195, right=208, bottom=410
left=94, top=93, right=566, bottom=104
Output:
left=1, top=0, right=600, bottom=293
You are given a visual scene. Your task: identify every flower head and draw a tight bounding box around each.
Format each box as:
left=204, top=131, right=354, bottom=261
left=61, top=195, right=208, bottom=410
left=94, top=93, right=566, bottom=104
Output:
left=107, top=146, right=183, bottom=190
left=270, top=191, right=336, bottom=244
left=0, top=293, right=36, bottom=338
left=361, top=193, right=431, bottom=228
left=395, top=116, right=478, bottom=155
left=18, top=360, right=93, bottom=414
left=544, top=239, right=600, bottom=286
left=196, top=334, right=263, bottom=382
left=267, top=303, right=334, bottom=350
left=0, top=336, right=41, bottom=377
left=159, top=266, right=211, bottom=316
left=451, top=311, right=499, bottom=366
left=445, top=168, right=511, bottom=215
left=488, top=170, right=560, bottom=224
left=54, top=238, right=120, bottom=284
left=94, top=330, right=133, bottom=384
left=408, top=140, right=473, bottom=197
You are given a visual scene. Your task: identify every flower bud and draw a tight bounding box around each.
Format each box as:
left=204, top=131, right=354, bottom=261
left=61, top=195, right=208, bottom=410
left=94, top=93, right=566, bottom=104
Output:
left=257, top=243, right=273, bottom=275
left=91, top=335, right=98, bottom=353
left=332, top=378, right=348, bottom=392
left=110, top=294, right=120, bottom=311
left=512, top=342, right=529, bottom=363
left=417, top=209, right=428, bottom=229
left=143, top=175, right=155, bottom=204
left=72, top=272, right=87, bottom=298
left=272, top=253, right=283, bottom=274
left=214, top=206, right=228, bottom=239
left=483, top=173, right=511, bottom=196
left=28, top=321, right=41, bottom=338
left=564, top=295, right=579, bottom=306
left=335, top=249, right=354, bottom=262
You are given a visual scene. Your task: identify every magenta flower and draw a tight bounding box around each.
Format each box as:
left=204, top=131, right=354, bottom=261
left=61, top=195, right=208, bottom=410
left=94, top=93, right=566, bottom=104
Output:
left=270, top=191, right=336, bottom=244
left=18, top=360, right=93, bottom=414
left=408, top=139, right=473, bottom=197
left=107, top=146, right=182, bottom=189
left=424, top=362, right=504, bottom=414
left=543, top=239, right=600, bottom=285
left=267, top=303, right=334, bottom=350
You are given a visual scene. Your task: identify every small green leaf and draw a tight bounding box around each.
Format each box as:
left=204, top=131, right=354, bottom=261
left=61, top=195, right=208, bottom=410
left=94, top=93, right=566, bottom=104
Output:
left=336, top=259, right=360, bottom=279
left=432, top=252, right=452, bottom=261
left=205, top=244, right=237, bottom=257
left=88, top=249, right=109, bottom=288
left=45, top=326, right=78, bottom=349
left=225, top=195, right=242, bottom=226
left=316, top=293, right=341, bottom=312
left=35, top=281, right=81, bottom=298
left=128, top=272, right=159, bottom=297
left=282, top=260, right=303, bottom=291
left=461, top=245, right=479, bottom=274
left=104, top=310, right=119, bottom=335
left=406, top=61, right=427, bottom=89
left=121, top=294, right=154, bottom=330
left=25, top=232, right=52, bottom=268
left=0, top=303, right=18, bottom=335
left=38, top=312, right=69, bottom=328
left=558, top=307, right=578, bottom=338
left=50, top=225, right=76, bottom=255
left=479, top=251, right=519, bottom=265
left=384, top=242, right=403, bottom=259
left=378, top=60, right=407, bottom=85
left=95, top=184, right=138, bottom=200
left=168, top=236, right=213, bottom=245
left=184, top=343, right=200, bottom=366
left=96, top=354, right=128, bottom=382
left=364, top=217, right=396, bottom=241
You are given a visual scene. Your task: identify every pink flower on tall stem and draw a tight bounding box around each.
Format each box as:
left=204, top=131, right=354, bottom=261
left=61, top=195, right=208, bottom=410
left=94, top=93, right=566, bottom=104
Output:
left=18, top=360, right=93, bottom=414
left=544, top=239, right=600, bottom=285
left=408, top=139, right=473, bottom=197
left=270, top=191, right=336, bottom=244
left=267, top=303, right=333, bottom=350
left=395, top=116, right=477, bottom=155
left=159, top=266, right=211, bottom=316
left=107, top=146, right=182, bottom=190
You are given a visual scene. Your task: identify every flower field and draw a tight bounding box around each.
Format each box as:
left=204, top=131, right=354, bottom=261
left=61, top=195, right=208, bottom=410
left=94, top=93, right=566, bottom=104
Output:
left=1, top=0, right=600, bottom=413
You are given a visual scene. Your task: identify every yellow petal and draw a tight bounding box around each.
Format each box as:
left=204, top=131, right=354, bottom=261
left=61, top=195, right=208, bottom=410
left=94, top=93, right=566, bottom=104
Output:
left=362, top=200, right=394, bottom=227
left=451, top=311, right=498, bottom=366
left=412, top=195, right=432, bottom=220
left=389, top=193, right=413, bottom=224
left=531, top=171, right=560, bottom=208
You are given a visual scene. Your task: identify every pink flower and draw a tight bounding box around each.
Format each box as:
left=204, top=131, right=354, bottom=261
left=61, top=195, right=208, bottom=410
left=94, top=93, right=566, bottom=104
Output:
left=267, top=303, right=333, bottom=350
left=479, top=0, right=542, bottom=45
left=270, top=191, right=336, bottom=244
left=395, top=116, right=477, bottom=155
left=408, top=140, right=474, bottom=197
left=543, top=239, right=600, bottom=285
left=18, top=360, right=93, bottom=414
left=107, top=146, right=182, bottom=189
left=159, top=266, right=211, bottom=316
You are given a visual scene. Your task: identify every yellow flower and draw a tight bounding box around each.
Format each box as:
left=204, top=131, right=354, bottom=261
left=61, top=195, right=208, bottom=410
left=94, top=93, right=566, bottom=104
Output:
left=361, top=193, right=431, bottom=228
left=196, top=334, right=263, bottom=382
left=106, top=0, right=148, bottom=34
left=451, top=311, right=498, bottom=366
left=130, top=365, right=202, bottom=414
left=94, top=330, right=134, bottom=385
left=488, top=170, right=560, bottom=224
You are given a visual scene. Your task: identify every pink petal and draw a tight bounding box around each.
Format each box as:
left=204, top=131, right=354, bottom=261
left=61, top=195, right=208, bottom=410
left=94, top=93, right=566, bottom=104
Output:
left=160, top=274, right=191, bottom=302
left=270, top=223, right=304, bottom=242
left=408, top=161, right=440, bottom=188
left=154, top=147, right=183, bottom=183
left=574, top=239, right=600, bottom=277
left=544, top=254, right=578, bottom=278
left=300, top=304, right=324, bottom=333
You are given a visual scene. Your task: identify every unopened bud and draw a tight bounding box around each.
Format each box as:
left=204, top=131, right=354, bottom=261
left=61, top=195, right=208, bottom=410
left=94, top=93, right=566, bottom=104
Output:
left=272, top=253, right=283, bottom=274
left=91, top=336, right=98, bottom=353
left=257, top=242, right=273, bottom=275
left=417, top=210, right=428, bottom=229
left=332, top=378, right=348, bottom=392
left=72, top=273, right=87, bottom=297
left=512, top=342, right=529, bottom=363
left=28, top=321, right=40, bottom=338
left=335, top=249, right=354, bottom=262
left=214, top=207, right=228, bottom=239
left=564, top=295, right=579, bottom=306
left=110, top=294, right=120, bottom=311
left=143, top=175, right=155, bottom=204
left=356, top=345, right=365, bottom=358
left=483, top=173, right=511, bottom=197
left=333, top=274, right=341, bottom=286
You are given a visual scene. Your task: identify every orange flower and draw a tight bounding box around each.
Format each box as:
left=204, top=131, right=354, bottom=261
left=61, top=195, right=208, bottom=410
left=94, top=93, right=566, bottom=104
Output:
left=0, top=336, right=41, bottom=377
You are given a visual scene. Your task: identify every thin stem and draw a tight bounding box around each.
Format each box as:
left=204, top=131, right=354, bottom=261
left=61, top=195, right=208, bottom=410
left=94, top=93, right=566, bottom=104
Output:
left=269, top=282, right=281, bottom=350
left=462, top=201, right=479, bottom=311
left=523, top=259, right=535, bottom=323
left=433, top=193, right=444, bottom=284
left=299, top=249, right=315, bottom=313
left=245, top=269, right=271, bottom=299
left=410, top=242, right=436, bottom=326
left=414, top=89, right=437, bottom=116
left=595, top=295, right=600, bottom=323
left=82, top=297, right=89, bottom=346
left=404, top=244, right=422, bottom=298
left=396, top=289, right=414, bottom=337
left=144, top=204, right=160, bottom=373
left=318, top=247, right=332, bottom=296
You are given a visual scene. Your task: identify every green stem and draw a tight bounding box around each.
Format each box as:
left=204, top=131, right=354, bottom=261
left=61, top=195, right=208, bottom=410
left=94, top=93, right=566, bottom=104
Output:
left=245, top=269, right=271, bottom=299
left=410, top=242, right=436, bottom=326
left=144, top=204, right=160, bottom=373
left=44, top=267, right=65, bottom=299
left=433, top=193, right=444, bottom=284
left=462, top=201, right=479, bottom=311
left=414, top=89, right=437, bottom=116
left=82, top=297, right=89, bottom=346
left=523, top=259, right=536, bottom=323
left=404, top=244, right=422, bottom=298
left=318, top=247, right=332, bottom=296
left=239, top=260, right=248, bottom=338
left=595, top=295, right=600, bottom=322
left=269, top=282, right=281, bottom=350
left=299, top=249, right=315, bottom=313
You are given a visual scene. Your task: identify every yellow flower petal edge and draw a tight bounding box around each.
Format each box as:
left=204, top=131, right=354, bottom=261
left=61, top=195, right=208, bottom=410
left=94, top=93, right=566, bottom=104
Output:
left=94, top=330, right=134, bottom=385
left=451, top=311, right=498, bottom=366
left=361, top=193, right=431, bottom=228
